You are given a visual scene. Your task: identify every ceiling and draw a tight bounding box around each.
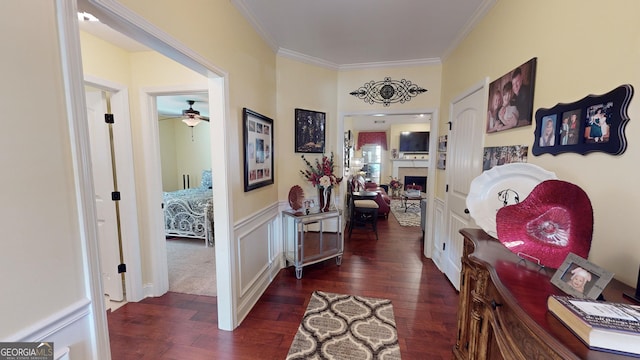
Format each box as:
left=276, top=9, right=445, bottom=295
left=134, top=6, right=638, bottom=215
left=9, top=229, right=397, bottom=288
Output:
left=78, top=1, right=494, bottom=126
left=156, top=93, right=209, bottom=120
left=231, top=0, right=494, bottom=66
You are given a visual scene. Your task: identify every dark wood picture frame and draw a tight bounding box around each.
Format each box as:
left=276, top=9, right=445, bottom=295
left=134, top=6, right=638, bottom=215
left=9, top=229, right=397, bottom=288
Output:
left=295, top=108, right=325, bottom=153
left=532, top=84, right=633, bottom=156
left=486, top=57, right=537, bottom=133
left=243, top=108, right=274, bottom=192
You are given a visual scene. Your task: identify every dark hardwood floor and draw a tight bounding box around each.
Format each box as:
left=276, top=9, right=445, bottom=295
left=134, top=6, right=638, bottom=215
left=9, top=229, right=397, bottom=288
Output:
left=108, top=212, right=460, bottom=359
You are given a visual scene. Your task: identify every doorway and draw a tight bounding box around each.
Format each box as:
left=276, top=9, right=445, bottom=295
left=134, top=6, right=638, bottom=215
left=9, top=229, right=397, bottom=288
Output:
left=74, top=0, right=234, bottom=332
left=341, top=111, right=438, bottom=258
left=156, top=92, right=217, bottom=297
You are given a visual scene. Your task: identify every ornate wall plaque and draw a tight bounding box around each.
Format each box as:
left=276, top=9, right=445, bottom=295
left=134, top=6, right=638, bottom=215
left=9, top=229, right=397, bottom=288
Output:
left=349, top=77, right=427, bottom=106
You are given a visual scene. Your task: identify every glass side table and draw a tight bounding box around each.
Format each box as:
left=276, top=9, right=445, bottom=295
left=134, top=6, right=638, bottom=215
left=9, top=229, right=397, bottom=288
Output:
left=282, top=208, right=343, bottom=279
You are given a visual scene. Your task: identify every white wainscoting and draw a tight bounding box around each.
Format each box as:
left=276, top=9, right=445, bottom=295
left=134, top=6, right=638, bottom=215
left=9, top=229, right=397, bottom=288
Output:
left=431, top=197, right=446, bottom=273
left=235, top=202, right=284, bottom=324
left=3, top=298, right=98, bottom=359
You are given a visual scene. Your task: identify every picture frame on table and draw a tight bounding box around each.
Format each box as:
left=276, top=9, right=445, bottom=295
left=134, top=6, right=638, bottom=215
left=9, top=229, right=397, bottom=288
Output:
left=295, top=108, right=325, bottom=153
left=532, top=84, right=634, bottom=156
left=551, top=252, right=614, bottom=299
left=243, top=108, right=274, bottom=192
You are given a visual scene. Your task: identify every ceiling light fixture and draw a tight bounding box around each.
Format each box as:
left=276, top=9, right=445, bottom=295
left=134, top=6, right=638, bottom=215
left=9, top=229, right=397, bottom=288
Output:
left=181, top=100, right=203, bottom=127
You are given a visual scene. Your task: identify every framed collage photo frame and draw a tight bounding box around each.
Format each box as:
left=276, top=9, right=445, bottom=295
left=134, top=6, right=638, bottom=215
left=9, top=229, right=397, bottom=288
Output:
left=295, top=108, right=325, bottom=153
left=243, top=108, right=274, bottom=192
left=532, top=84, right=633, bottom=156
left=551, top=252, right=614, bottom=299
left=486, top=58, right=537, bottom=133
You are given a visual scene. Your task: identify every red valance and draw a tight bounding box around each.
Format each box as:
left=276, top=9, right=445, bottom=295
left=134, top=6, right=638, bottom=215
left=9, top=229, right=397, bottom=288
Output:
left=356, top=131, right=388, bottom=150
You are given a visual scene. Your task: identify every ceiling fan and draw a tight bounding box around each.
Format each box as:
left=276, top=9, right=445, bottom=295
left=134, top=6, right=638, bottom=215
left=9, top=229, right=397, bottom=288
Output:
left=181, top=100, right=209, bottom=127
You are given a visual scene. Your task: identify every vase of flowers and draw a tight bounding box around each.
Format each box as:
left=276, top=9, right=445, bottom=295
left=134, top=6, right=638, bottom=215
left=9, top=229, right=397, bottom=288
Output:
left=389, top=176, right=403, bottom=198
left=300, top=153, right=343, bottom=212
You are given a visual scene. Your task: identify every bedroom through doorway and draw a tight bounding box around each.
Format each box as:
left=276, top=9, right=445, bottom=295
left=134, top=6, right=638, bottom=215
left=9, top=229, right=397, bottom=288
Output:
left=157, top=93, right=216, bottom=297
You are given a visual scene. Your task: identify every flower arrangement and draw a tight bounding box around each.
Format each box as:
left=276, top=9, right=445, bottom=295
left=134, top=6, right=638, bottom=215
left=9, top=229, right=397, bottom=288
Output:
left=389, top=176, right=403, bottom=191
left=300, top=152, right=343, bottom=188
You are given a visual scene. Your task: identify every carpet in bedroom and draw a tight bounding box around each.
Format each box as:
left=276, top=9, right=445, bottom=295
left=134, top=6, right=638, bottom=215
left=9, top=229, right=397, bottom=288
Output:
left=166, top=238, right=216, bottom=296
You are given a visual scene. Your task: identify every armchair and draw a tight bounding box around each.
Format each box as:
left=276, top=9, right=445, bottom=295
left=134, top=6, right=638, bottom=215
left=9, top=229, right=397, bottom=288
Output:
left=363, top=182, right=391, bottom=218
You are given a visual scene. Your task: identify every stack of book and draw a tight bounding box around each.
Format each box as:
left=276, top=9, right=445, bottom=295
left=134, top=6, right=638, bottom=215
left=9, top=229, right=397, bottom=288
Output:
left=547, top=295, right=640, bottom=357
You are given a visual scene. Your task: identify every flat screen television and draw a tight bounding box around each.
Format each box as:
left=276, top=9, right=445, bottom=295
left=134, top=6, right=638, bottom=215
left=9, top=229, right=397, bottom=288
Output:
left=399, top=131, right=430, bottom=152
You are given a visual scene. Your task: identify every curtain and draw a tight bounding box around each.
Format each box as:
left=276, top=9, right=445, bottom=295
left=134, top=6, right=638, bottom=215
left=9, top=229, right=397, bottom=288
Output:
left=356, top=131, right=388, bottom=150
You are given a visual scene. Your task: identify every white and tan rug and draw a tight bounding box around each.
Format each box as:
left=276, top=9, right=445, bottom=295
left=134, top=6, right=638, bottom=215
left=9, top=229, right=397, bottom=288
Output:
left=166, top=238, right=216, bottom=296
left=286, top=291, right=401, bottom=360
left=390, top=200, right=421, bottom=227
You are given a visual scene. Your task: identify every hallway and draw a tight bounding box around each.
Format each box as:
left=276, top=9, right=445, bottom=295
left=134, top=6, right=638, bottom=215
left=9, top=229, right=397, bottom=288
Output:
left=108, top=213, right=459, bottom=359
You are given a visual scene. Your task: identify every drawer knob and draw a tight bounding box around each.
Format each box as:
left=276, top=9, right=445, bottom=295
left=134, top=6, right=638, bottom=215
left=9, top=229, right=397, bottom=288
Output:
left=491, top=300, right=503, bottom=310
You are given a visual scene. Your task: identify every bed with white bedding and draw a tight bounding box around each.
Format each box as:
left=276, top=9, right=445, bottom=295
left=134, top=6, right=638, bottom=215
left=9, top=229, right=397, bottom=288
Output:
left=163, top=170, right=214, bottom=246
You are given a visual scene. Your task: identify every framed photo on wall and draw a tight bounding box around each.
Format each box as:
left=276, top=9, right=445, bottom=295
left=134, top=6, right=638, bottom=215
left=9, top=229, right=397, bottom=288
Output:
left=243, top=108, right=274, bottom=192
left=486, top=57, right=537, bottom=133
left=532, top=84, right=633, bottom=156
left=295, top=108, right=325, bottom=153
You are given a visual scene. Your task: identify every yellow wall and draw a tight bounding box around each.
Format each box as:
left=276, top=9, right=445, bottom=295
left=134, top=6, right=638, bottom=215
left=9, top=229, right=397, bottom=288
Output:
left=159, top=119, right=211, bottom=192
left=276, top=56, right=339, bottom=198
left=0, top=0, right=86, bottom=341
left=441, top=0, right=640, bottom=286
left=118, top=0, right=278, bottom=219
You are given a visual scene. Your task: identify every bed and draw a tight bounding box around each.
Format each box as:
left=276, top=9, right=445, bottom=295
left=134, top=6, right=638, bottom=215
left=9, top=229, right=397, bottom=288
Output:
left=163, top=170, right=214, bottom=246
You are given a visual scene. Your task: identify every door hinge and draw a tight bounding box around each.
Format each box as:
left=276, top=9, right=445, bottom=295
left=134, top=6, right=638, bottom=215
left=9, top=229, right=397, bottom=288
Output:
left=448, top=121, right=452, bottom=131
left=105, top=113, right=114, bottom=124
left=117, top=263, right=126, bottom=273
left=111, top=191, right=121, bottom=201
left=443, top=242, right=446, bottom=251
left=445, top=184, right=449, bottom=192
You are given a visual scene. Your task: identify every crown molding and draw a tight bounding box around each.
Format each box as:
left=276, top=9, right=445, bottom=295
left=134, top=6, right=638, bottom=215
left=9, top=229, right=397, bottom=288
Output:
left=339, top=58, right=441, bottom=71
left=230, top=0, right=279, bottom=53
left=441, top=0, right=497, bottom=61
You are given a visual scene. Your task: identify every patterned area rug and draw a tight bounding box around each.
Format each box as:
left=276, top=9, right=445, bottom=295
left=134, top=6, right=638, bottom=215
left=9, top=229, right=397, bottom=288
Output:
left=389, top=200, right=421, bottom=227
left=286, top=291, right=401, bottom=360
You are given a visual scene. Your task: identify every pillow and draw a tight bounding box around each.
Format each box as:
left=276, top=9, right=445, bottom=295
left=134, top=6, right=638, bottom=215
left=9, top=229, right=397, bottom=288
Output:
left=201, top=169, right=212, bottom=189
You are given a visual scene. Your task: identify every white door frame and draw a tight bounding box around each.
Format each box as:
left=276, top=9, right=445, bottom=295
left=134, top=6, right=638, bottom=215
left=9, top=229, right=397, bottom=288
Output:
left=338, top=108, right=440, bottom=258
left=137, top=85, right=210, bottom=298
left=62, top=0, right=235, bottom=345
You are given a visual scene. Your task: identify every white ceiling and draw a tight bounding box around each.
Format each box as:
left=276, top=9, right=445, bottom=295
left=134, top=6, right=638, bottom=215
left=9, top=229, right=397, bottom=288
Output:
left=79, top=0, right=494, bottom=66
left=231, top=0, right=494, bottom=66
left=78, top=1, right=493, bottom=126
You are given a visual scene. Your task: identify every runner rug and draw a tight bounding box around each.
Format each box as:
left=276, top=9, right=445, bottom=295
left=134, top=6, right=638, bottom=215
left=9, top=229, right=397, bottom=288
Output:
left=389, top=200, right=421, bottom=227
left=286, top=291, right=401, bottom=360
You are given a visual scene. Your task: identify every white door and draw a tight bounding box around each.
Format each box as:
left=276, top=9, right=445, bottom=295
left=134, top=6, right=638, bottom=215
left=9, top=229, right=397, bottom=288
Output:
left=442, top=80, right=487, bottom=290
left=86, top=89, right=124, bottom=301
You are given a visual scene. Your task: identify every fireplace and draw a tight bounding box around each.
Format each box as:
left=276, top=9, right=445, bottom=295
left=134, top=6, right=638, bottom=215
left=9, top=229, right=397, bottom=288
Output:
left=404, top=176, right=427, bottom=191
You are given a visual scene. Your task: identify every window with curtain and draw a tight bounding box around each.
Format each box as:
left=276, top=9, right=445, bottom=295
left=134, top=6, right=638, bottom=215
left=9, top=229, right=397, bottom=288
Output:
left=356, top=131, right=388, bottom=150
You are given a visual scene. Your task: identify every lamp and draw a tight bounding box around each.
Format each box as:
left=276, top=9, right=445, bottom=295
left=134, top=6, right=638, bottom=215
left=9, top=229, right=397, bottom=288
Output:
left=182, top=100, right=203, bottom=127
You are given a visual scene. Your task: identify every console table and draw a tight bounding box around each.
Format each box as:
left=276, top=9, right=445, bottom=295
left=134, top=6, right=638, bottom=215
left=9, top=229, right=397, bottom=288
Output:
left=454, top=228, right=636, bottom=360
left=282, top=209, right=343, bottom=279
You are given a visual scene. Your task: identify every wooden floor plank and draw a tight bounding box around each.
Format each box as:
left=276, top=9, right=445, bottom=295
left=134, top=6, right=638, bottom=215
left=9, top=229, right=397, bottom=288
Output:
left=109, top=214, right=459, bottom=359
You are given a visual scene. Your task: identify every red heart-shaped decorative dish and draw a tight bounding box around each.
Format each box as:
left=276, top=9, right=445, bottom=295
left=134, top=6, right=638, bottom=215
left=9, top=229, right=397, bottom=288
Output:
left=496, top=179, right=593, bottom=269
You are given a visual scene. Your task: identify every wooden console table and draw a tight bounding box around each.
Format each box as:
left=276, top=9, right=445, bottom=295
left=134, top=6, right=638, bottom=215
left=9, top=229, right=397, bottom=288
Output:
left=454, top=228, right=636, bottom=360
